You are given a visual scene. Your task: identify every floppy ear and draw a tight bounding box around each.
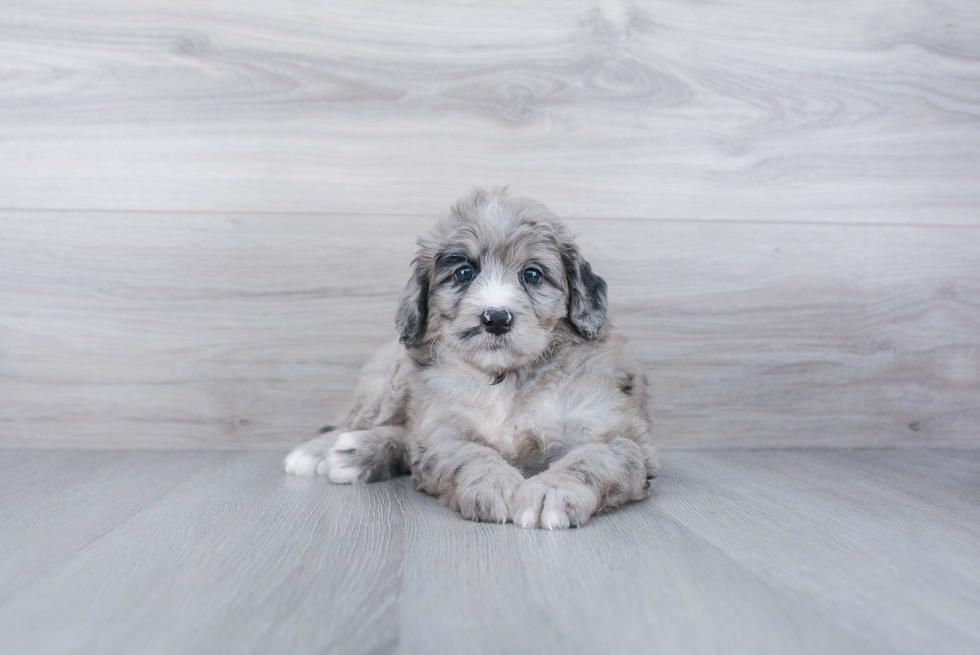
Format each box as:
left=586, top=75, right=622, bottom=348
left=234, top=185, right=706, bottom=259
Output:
left=561, top=244, right=607, bottom=339
left=395, top=259, right=429, bottom=347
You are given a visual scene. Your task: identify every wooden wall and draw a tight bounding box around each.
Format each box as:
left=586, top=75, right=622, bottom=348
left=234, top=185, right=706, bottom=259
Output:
left=1, top=0, right=978, bottom=449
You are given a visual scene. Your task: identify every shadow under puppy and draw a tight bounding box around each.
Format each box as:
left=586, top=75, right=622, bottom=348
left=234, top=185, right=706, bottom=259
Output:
left=285, top=188, right=661, bottom=529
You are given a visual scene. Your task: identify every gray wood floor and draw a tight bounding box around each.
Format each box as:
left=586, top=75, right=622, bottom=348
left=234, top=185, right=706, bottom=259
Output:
left=1, top=448, right=978, bottom=655
left=4, top=4, right=977, bottom=650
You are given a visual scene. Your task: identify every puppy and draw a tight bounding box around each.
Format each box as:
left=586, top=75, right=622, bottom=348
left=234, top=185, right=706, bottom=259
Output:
left=285, top=188, right=660, bottom=529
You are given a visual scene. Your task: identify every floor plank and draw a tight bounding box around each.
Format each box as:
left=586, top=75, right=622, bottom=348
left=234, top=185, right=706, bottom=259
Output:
left=0, top=449, right=54, bottom=475
left=659, top=450, right=980, bottom=655
left=0, top=449, right=978, bottom=654
left=0, top=452, right=405, bottom=655
left=783, top=449, right=980, bottom=533
left=1, top=0, right=978, bottom=222
left=399, top=477, right=878, bottom=655
left=3, top=211, right=978, bottom=449
left=0, top=450, right=218, bottom=604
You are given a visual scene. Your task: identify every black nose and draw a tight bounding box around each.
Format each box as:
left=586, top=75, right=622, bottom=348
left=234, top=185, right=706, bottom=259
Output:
left=481, top=309, right=513, bottom=335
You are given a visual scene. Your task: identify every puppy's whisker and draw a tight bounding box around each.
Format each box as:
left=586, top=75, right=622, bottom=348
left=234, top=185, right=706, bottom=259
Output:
left=430, top=326, right=451, bottom=370
left=457, top=326, right=483, bottom=340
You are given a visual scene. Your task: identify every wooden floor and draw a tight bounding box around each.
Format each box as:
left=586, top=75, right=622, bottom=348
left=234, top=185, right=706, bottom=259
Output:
left=2, top=448, right=978, bottom=655
left=3, top=3, right=977, bottom=651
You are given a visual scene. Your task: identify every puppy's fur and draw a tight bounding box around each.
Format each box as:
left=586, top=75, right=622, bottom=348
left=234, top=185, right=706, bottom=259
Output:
left=285, top=189, right=660, bottom=529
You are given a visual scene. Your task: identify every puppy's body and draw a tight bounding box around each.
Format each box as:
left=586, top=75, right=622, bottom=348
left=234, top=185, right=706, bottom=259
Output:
left=285, top=189, right=660, bottom=529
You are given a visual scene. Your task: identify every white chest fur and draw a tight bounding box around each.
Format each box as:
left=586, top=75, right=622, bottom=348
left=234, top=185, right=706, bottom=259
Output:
left=420, top=365, right=523, bottom=456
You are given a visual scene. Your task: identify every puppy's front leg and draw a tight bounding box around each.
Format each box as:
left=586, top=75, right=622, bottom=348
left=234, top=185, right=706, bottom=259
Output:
left=284, top=426, right=410, bottom=483
left=413, top=440, right=525, bottom=524
left=511, top=437, right=650, bottom=530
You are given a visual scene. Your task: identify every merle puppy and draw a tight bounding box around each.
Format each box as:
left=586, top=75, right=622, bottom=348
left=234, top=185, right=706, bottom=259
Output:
left=285, top=188, right=660, bottom=529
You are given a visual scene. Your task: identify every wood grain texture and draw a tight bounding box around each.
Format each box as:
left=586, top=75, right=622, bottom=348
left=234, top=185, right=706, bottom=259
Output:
left=0, top=451, right=219, bottom=605
left=658, top=450, right=980, bottom=655
left=0, top=451, right=407, bottom=655
left=1, top=449, right=978, bottom=654
left=399, top=473, right=877, bottom=655
left=0, top=0, right=978, bottom=222
left=2, top=210, right=978, bottom=449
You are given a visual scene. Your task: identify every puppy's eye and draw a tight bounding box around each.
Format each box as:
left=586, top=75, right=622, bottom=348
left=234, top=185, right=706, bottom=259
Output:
left=522, top=268, right=542, bottom=286
left=454, top=265, right=474, bottom=283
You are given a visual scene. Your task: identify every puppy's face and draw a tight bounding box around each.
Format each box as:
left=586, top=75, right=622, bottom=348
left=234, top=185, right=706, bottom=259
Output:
left=426, top=224, right=568, bottom=372
left=396, top=190, right=607, bottom=372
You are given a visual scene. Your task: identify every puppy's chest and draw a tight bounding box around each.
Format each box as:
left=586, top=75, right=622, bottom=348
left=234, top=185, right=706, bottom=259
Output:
left=427, top=372, right=530, bottom=455
left=459, top=380, right=524, bottom=452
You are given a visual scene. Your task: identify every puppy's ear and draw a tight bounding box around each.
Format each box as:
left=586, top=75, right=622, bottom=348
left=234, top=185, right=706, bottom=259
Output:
left=561, top=244, right=607, bottom=340
left=395, top=259, right=429, bottom=347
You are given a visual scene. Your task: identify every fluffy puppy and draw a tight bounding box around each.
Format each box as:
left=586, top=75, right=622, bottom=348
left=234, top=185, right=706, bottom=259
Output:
left=285, top=189, right=660, bottom=529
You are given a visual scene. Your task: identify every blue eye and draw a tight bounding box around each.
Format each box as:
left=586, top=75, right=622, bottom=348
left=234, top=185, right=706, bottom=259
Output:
left=454, top=266, right=474, bottom=283
left=522, top=268, right=542, bottom=286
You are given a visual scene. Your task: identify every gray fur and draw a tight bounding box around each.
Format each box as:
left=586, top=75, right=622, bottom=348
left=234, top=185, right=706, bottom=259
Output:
left=285, top=188, right=661, bottom=529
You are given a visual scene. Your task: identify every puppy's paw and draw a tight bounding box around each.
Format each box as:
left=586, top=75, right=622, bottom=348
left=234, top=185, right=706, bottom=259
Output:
left=511, top=475, right=599, bottom=530
left=325, top=431, right=373, bottom=484
left=283, top=431, right=369, bottom=482
left=451, top=467, right=525, bottom=524
left=284, top=438, right=333, bottom=476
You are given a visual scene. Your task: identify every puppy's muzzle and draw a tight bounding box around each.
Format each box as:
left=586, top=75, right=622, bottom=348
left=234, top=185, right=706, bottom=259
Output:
left=481, top=309, right=513, bottom=335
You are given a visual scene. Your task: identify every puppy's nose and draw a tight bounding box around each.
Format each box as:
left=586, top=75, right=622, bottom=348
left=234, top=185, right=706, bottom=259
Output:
left=481, top=309, right=513, bottom=335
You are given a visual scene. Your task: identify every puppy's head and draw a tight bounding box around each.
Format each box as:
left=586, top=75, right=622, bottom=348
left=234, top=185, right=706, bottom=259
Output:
left=396, top=188, right=607, bottom=372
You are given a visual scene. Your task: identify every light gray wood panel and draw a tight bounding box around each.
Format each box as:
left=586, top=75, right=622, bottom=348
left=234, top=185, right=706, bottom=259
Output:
left=659, top=450, right=980, bottom=655
left=0, top=450, right=219, bottom=604
left=794, top=449, right=980, bottom=529
left=1, top=0, right=979, bottom=223
left=1, top=450, right=978, bottom=654
left=399, top=475, right=878, bottom=655
left=0, top=210, right=420, bottom=450
left=2, top=210, right=978, bottom=449
left=401, top=449, right=980, bottom=655
left=0, top=449, right=53, bottom=474
left=0, top=451, right=406, bottom=655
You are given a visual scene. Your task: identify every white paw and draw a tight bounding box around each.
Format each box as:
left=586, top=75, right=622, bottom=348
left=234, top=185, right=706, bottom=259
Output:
left=284, top=432, right=374, bottom=484
left=325, top=431, right=366, bottom=484
left=511, top=475, right=599, bottom=530
left=284, top=446, right=326, bottom=476
left=283, top=434, right=337, bottom=476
